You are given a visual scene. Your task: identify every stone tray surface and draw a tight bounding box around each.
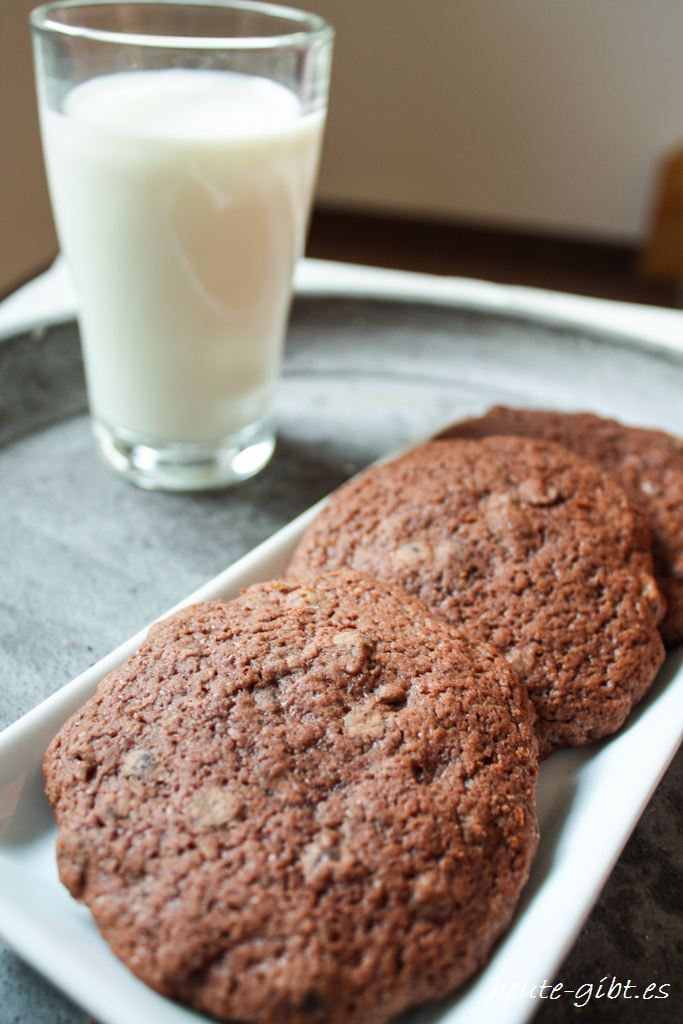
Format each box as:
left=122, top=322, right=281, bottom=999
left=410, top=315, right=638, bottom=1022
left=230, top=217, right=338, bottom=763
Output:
left=0, top=296, right=681, bottom=1023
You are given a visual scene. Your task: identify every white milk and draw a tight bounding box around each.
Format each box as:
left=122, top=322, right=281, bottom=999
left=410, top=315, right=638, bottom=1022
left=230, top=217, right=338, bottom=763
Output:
left=40, top=70, right=324, bottom=442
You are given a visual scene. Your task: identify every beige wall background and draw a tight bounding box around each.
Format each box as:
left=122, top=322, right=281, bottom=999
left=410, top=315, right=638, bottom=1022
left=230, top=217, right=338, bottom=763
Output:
left=3, top=0, right=683, bottom=295
left=312, top=0, right=683, bottom=240
left=0, top=0, right=58, bottom=294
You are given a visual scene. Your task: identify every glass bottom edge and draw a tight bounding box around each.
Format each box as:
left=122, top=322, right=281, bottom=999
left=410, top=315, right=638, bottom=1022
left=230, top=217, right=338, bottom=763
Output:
left=92, top=418, right=275, bottom=492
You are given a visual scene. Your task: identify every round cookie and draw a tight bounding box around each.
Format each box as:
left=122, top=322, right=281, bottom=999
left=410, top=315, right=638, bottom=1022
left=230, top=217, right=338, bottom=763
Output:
left=289, top=439, right=666, bottom=756
left=438, top=406, right=683, bottom=646
left=43, top=570, right=539, bottom=1024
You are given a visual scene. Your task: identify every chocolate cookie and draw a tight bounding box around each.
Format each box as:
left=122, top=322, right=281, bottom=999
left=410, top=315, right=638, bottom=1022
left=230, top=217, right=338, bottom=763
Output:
left=43, top=570, right=539, bottom=1024
left=289, top=439, right=665, bottom=756
left=438, top=406, right=683, bottom=646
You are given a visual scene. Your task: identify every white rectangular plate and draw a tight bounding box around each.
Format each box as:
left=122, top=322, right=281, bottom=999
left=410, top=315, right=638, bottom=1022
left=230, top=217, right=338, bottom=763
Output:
left=1, top=478, right=682, bottom=1024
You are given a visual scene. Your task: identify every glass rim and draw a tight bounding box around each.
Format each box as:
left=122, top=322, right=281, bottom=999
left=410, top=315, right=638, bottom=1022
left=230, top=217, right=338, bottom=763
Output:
left=30, top=0, right=334, bottom=51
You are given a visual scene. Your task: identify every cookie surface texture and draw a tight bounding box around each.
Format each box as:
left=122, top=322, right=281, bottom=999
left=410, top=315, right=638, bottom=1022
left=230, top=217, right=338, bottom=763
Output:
left=438, top=406, right=683, bottom=646
left=44, top=570, right=539, bottom=1024
left=289, top=439, right=665, bottom=755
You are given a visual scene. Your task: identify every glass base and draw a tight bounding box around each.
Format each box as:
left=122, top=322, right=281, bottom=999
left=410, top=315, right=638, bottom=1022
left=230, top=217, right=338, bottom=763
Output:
left=92, top=418, right=275, bottom=491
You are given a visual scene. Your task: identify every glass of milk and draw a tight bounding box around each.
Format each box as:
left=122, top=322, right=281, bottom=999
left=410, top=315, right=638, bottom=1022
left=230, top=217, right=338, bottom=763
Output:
left=30, top=1, right=333, bottom=490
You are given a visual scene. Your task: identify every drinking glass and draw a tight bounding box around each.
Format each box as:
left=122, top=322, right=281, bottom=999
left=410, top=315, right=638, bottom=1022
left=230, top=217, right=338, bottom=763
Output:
left=31, top=1, right=333, bottom=490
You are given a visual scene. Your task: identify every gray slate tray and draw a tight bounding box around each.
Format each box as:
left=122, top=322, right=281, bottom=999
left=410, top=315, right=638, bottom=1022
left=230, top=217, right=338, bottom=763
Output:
left=1, top=295, right=681, bottom=1023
